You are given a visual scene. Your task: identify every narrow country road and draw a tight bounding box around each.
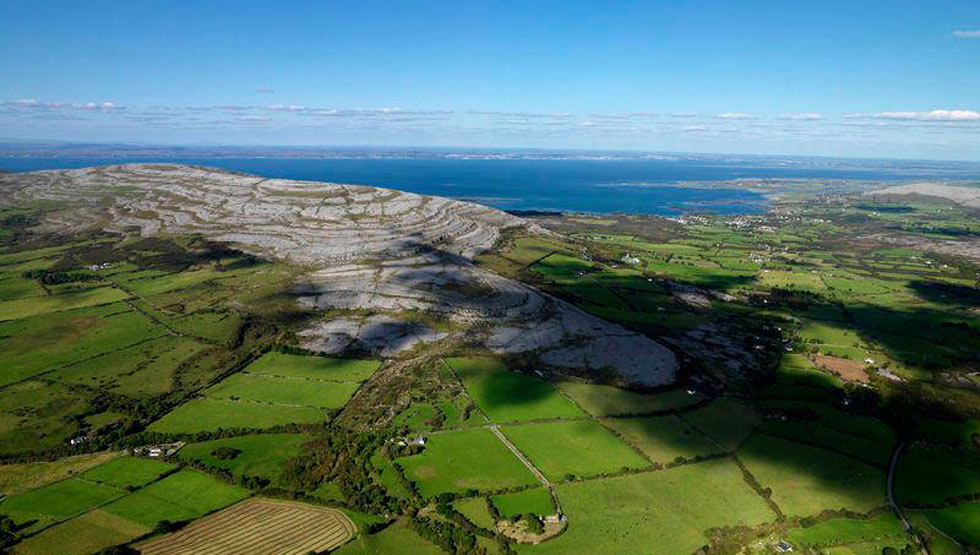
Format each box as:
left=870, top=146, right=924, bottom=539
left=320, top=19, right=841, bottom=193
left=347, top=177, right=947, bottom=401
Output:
left=887, top=442, right=910, bottom=532
left=489, top=423, right=564, bottom=516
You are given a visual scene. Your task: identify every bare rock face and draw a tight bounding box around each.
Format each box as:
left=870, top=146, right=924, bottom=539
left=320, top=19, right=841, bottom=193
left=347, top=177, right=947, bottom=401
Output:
left=0, top=164, right=678, bottom=387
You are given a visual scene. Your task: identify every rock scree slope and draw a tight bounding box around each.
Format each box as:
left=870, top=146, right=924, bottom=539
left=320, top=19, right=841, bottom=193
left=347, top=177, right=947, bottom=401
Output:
left=0, top=164, right=677, bottom=386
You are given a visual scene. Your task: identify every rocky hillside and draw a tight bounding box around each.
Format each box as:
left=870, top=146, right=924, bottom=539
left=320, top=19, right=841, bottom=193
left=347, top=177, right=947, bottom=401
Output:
left=0, top=164, right=678, bottom=387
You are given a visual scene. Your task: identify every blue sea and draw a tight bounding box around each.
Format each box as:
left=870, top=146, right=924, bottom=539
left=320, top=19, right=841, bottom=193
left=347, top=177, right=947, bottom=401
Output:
left=1, top=156, right=974, bottom=215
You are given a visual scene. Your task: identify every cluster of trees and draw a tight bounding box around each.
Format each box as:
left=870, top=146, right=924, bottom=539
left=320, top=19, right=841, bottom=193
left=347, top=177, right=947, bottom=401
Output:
left=408, top=516, right=485, bottom=554
left=211, top=447, right=241, bottom=460
left=22, top=268, right=101, bottom=285
left=279, top=429, right=400, bottom=516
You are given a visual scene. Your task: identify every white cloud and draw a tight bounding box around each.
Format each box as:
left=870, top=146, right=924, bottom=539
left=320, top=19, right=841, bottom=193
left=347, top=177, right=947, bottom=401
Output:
left=715, top=112, right=758, bottom=120
left=778, top=112, right=824, bottom=121
left=952, top=29, right=980, bottom=38
left=1, top=99, right=119, bottom=111
left=255, top=87, right=275, bottom=94
left=869, top=110, right=980, bottom=121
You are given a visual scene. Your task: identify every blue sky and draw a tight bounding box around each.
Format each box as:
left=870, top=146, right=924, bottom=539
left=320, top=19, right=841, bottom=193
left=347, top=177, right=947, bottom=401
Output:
left=1, top=0, right=978, bottom=159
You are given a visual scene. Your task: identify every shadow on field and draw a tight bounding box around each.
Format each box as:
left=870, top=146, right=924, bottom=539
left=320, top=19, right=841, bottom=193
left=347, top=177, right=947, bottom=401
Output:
left=907, top=280, right=980, bottom=308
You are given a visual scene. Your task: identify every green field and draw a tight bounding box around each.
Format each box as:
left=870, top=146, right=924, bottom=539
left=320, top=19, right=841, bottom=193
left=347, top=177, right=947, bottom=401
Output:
left=177, top=433, right=308, bottom=485
left=336, top=519, right=443, bottom=555
left=0, top=452, right=122, bottom=495
left=680, top=398, right=760, bottom=451
left=77, top=457, right=175, bottom=489
left=524, top=459, right=774, bottom=554
left=491, top=487, right=554, bottom=518
left=759, top=419, right=894, bottom=467
left=396, top=429, right=538, bottom=497
left=244, top=352, right=381, bottom=382
left=10, top=509, right=150, bottom=555
left=555, top=382, right=702, bottom=417
left=787, top=513, right=907, bottom=550
left=0, top=286, right=129, bottom=322
left=914, top=503, right=980, bottom=547
left=0, top=303, right=165, bottom=387
left=206, top=372, right=360, bottom=409
left=738, top=434, right=887, bottom=517
left=603, top=414, right=720, bottom=464
left=912, top=417, right=980, bottom=451
left=147, top=397, right=326, bottom=433
left=0, top=478, right=124, bottom=523
left=445, top=357, right=584, bottom=422
left=0, top=380, right=92, bottom=455
left=101, top=470, right=249, bottom=527
left=895, top=447, right=980, bottom=506
left=48, top=335, right=212, bottom=397
left=453, top=497, right=496, bottom=529
left=501, top=420, right=649, bottom=481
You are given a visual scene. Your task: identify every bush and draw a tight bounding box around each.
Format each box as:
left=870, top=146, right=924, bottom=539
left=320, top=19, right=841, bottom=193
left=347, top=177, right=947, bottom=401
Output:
left=211, top=446, right=242, bottom=460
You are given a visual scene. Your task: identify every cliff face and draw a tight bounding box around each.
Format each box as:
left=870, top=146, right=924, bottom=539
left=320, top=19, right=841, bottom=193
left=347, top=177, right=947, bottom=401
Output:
left=1, top=164, right=678, bottom=387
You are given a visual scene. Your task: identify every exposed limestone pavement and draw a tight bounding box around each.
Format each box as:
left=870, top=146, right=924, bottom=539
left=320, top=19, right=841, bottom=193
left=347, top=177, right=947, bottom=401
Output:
left=0, top=164, right=678, bottom=387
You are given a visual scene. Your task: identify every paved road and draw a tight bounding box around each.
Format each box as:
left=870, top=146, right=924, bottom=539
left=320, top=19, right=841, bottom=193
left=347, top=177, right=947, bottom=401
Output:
left=887, top=442, right=911, bottom=532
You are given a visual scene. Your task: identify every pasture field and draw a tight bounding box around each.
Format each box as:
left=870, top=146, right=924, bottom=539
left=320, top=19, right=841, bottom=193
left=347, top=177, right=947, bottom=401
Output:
left=136, top=498, right=355, bottom=555
left=102, top=469, right=249, bottom=528
left=759, top=400, right=896, bottom=444
left=555, top=381, right=702, bottom=417
left=523, top=459, right=774, bottom=555
left=453, top=497, right=496, bottom=529
left=759, top=420, right=893, bottom=467
left=738, top=434, right=887, bottom=517
left=396, top=429, right=538, bottom=496
left=445, top=357, right=584, bottom=422
left=336, top=519, right=443, bottom=555
left=894, top=447, right=980, bottom=506
left=120, top=266, right=232, bottom=297
left=206, top=373, right=360, bottom=409
left=787, top=513, right=907, bottom=550
left=371, top=451, right=412, bottom=499
left=0, top=451, right=122, bottom=495
left=491, top=487, right=554, bottom=518
left=10, top=508, right=150, bottom=555
left=77, top=456, right=175, bottom=489
left=769, top=354, right=844, bottom=392
left=48, top=335, right=212, bottom=397
left=914, top=503, right=980, bottom=547
left=0, top=276, right=45, bottom=301
left=603, top=414, right=720, bottom=464
left=244, top=352, right=381, bottom=382
left=912, top=416, right=980, bottom=451
left=0, top=285, right=129, bottom=322
left=823, top=539, right=912, bottom=555
left=0, top=302, right=165, bottom=387
left=178, top=433, right=308, bottom=485
left=147, top=398, right=326, bottom=433
left=0, top=477, right=124, bottom=523
left=681, top=398, right=760, bottom=451
left=529, top=253, right=593, bottom=279
left=169, top=310, right=243, bottom=344
left=0, top=380, right=92, bottom=455
left=501, top=420, right=649, bottom=481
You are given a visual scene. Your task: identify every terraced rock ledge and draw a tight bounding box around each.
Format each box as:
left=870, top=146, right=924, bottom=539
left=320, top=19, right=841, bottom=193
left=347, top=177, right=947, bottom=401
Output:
left=0, top=164, right=677, bottom=387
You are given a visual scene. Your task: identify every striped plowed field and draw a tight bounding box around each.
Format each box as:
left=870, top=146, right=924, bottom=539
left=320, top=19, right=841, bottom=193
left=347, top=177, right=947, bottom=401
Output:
left=136, top=498, right=355, bottom=555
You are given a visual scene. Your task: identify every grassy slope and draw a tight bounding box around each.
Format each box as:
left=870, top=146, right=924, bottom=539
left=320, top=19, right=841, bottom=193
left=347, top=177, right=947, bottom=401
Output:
left=524, top=459, right=774, bottom=555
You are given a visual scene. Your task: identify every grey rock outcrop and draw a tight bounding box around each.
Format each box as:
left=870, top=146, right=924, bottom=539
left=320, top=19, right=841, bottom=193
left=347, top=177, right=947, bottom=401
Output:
left=0, top=164, right=678, bottom=386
